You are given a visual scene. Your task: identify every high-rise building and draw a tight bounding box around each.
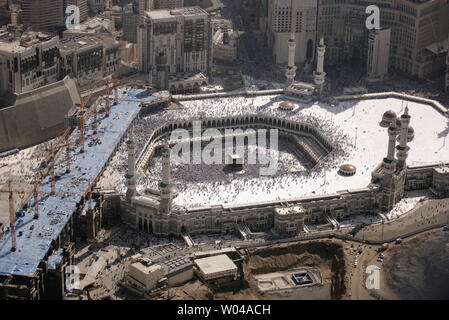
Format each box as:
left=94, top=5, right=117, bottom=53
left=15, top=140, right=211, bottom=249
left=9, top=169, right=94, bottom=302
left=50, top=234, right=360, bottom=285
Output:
left=137, top=6, right=213, bottom=92
left=317, top=0, right=449, bottom=79
left=88, top=0, right=109, bottom=13
left=122, top=4, right=139, bottom=43
left=0, top=31, right=59, bottom=95
left=367, top=28, right=391, bottom=80
left=267, top=0, right=318, bottom=65
left=149, top=0, right=184, bottom=9
left=21, top=0, right=64, bottom=31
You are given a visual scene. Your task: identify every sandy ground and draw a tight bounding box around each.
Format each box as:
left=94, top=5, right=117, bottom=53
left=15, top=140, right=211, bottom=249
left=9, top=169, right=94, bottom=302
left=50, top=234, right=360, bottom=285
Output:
left=381, top=228, right=449, bottom=299
left=343, top=227, right=449, bottom=300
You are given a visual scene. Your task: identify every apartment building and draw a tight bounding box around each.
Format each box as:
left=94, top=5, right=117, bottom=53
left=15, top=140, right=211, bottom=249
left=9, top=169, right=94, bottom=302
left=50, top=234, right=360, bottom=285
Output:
left=137, top=7, right=212, bottom=91
left=59, top=35, right=119, bottom=86
left=21, top=0, right=64, bottom=31
left=267, top=0, right=318, bottom=65
left=317, top=0, right=449, bottom=78
left=0, top=29, right=59, bottom=95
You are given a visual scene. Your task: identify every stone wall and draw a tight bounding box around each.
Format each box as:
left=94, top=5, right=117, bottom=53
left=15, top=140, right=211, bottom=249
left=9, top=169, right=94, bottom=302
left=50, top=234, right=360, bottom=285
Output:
left=0, top=77, right=81, bottom=152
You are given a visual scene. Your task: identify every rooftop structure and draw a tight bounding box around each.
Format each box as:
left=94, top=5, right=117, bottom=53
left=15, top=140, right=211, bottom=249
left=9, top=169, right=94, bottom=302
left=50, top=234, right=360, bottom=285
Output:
left=62, top=16, right=115, bottom=38
left=194, top=254, right=238, bottom=281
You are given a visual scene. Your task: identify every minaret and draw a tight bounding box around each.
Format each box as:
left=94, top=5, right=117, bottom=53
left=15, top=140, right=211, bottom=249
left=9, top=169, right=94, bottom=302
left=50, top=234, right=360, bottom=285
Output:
left=396, top=106, right=411, bottom=170
left=445, top=37, right=449, bottom=92
left=285, top=0, right=297, bottom=87
left=126, top=127, right=137, bottom=201
left=382, top=117, right=398, bottom=171
left=159, top=138, right=173, bottom=215
left=313, top=34, right=326, bottom=96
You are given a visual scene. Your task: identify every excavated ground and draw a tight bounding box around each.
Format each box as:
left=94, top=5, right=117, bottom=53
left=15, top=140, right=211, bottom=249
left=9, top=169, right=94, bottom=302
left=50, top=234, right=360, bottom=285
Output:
left=215, top=241, right=346, bottom=300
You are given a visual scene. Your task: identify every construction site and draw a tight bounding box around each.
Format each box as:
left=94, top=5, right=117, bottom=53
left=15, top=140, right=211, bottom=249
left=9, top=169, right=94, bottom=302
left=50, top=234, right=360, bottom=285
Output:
left=0, top=72, right=171, bottom=299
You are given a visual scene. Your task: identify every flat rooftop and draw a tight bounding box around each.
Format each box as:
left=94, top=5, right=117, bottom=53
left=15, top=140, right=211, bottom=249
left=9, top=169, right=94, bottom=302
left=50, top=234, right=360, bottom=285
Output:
left=60, top=36, right=102, bottom=52
left=146, top=6, right=208, bottom=20
left=194, top=254, right=237, bottom=276
left=0, top=31, right=56, bottom=53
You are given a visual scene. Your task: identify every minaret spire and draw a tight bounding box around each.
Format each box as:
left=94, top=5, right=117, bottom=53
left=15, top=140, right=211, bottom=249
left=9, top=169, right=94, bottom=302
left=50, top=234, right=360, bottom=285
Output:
left=126, top=126, right=137, bottom=201
left=285, top=0, right=297, bottom=87
left=313, top=33, right=326, bottom=97
left=159, top=137, right=174, bottom=215
left=396, top=105, right=411, bottom=170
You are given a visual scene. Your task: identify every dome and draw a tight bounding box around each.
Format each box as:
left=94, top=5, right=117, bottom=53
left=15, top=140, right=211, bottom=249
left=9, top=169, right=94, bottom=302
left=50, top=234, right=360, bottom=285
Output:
left=170, top=186, right=179, bottom=196
left=382, top=110, right=397, bottom=124
left=339, top=164, right=357, bottom=176
left=279, top=101, right=294, bottom=110
left=407, top=126, right=414, bottom=141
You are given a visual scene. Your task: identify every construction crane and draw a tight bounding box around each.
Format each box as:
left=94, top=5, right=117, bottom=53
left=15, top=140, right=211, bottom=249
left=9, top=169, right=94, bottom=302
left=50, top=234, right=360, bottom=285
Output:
left=88, top=73, right=148, bottom=117
left=0, top=82, right=100, bottom=249
left=0, top=181, right=25, bottom=251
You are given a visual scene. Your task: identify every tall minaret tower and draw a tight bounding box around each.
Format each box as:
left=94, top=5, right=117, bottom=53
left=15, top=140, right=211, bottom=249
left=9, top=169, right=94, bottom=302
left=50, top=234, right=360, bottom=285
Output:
left=159, top=138, right=173, bottom=215
left=445, top=35, right=449, bottom=92
left=396, top=106, right=411, bottom=170
left=381, top=117, right=398, bottom=171
left=285, top=0, right=298, bottom=87
left=313, top=34, right=326, bottom=96
left=126, top=127, right=137, bottom=202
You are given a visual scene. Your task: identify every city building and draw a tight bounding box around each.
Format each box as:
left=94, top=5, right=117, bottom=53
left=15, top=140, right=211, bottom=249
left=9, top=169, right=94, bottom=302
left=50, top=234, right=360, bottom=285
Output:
left=0, top=29, right=59, bottom=95
left=139, top=0, right=184, bottom=23
left=317, top=0, right=449, bottom=79
left=236, top=0, right=261, bottom=28
left=137, top=6, right=213, bottom=92
left=266, top=0, right=318, bottom=65
left=59, top=35, right=120, bottom=86
left=148, top=0, right=185, bottom=9
left=66, top=0, right=89, bottom=23
left=124, top=246, right=193, bottom=294
left=122, top=4, right=139, bottom=43
left=212, top=26, right=237, bottom=63
left=194, top=254, right=238, bottom=282
left=21, top=0, right=64, bottom=31
left=367, top=28, right=391, bottom=81
left=88, top=0, right=110, bottom=13
left=127, top=260, right=165, bottom=292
